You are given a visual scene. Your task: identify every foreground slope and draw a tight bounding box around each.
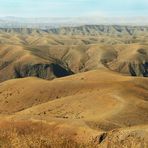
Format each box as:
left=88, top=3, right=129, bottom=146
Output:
left=0, top=69, right=148, bottom=147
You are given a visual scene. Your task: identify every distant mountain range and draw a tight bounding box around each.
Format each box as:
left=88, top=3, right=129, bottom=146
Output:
left=0, top=16, right=148, bottom=28
left=0, top=25, right=148, bottom=36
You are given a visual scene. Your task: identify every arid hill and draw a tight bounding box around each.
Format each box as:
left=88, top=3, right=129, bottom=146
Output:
left=0, top=69, right=148, bottom=147
left=0, top=25, right=148, bottom=147
left=0, top=25, right=148, bottom=82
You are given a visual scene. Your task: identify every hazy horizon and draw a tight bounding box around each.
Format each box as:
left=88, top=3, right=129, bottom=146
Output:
left=0, top=0, right=148, bottom=26
left=0, top=16, right=148, bottom=27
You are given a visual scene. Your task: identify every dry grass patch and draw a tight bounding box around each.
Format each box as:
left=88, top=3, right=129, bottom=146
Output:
left=0, top=120, right=98, bottom=148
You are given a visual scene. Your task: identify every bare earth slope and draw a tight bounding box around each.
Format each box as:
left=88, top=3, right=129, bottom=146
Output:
left=0, top=69, right=148, bottom=147
left=0, top=25, right=148, bottom=147
left=0, top=26, right=148, bottom=82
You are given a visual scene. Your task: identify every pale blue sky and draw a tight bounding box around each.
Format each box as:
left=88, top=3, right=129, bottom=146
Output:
left=0, top=0, right=148, bottom=17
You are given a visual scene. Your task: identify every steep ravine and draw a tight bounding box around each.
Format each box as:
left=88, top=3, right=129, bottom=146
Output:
left=14, top=63, right=74, bottom=80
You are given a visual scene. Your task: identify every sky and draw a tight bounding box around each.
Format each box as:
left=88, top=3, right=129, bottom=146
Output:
left=0, top=0, right=148, bottom=18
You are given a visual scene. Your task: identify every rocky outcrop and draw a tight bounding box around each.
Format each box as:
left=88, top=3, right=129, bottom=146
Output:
left=14, top=63, right=74, bottom=80
left=128, top=62, right=148, bottom=77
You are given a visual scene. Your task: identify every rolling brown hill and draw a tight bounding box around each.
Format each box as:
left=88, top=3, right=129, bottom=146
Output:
left=0, top=25, right=148, bottom=83
left=0, top=25, right=148, bottom=147
left=0, top=69, right=148, bottom=147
